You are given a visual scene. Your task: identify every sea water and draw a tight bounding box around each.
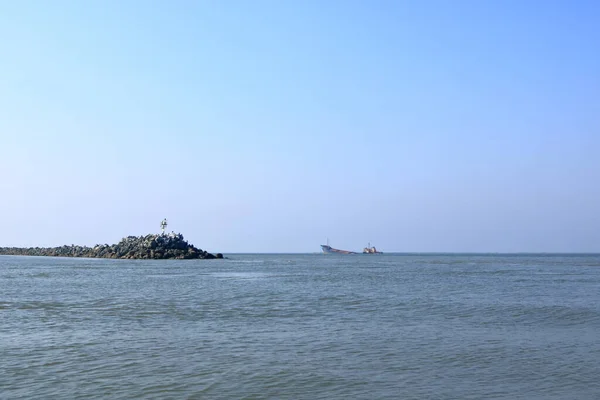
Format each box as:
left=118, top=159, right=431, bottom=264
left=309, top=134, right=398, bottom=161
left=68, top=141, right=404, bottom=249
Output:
left=1, top=254, right=599, bottom=399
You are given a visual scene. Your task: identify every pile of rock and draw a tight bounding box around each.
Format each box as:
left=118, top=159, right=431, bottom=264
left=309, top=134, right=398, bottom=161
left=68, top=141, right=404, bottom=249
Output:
left=0, top=233, right=223, bottom=260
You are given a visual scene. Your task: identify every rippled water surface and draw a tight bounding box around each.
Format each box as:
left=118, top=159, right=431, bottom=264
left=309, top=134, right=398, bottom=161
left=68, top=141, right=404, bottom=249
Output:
left=2, top=254, right=600, bottom=399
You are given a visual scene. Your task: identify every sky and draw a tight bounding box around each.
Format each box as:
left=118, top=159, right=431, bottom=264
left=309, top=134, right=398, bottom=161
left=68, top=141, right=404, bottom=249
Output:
left=1, top=0, right=599, bottom=253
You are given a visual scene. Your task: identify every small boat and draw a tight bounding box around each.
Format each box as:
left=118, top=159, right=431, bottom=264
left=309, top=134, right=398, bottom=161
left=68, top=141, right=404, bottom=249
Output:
left=363, top=243, right=383, bottom=254
left=321, top=239, right=356, bottom=254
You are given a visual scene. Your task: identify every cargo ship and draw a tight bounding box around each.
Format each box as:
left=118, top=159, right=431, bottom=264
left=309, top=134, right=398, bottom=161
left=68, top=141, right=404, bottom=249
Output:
left=363, top=242, right=383, bottom=254
left=320, top=239, right=356, bottom=254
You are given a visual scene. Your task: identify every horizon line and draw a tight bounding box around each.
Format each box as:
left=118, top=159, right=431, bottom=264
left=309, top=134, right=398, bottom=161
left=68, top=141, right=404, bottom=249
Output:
left=218, top=251, right=600, bottom=255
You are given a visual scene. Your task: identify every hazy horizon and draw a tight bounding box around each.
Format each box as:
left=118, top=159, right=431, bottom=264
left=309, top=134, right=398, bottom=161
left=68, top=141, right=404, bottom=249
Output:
left=2, top=1, right=599, bottom=253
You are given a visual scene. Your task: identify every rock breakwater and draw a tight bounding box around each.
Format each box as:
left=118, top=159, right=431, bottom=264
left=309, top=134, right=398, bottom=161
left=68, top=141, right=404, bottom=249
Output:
left=0, top=233, right=223, bottom=260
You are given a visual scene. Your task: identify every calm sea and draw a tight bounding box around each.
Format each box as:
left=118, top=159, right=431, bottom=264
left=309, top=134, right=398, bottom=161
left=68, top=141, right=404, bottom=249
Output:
left=1, top=254, right=599, bottom=399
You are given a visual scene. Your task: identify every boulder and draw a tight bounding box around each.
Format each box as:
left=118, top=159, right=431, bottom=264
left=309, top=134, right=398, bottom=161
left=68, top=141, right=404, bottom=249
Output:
left=0, top=233, right=222, bottom=260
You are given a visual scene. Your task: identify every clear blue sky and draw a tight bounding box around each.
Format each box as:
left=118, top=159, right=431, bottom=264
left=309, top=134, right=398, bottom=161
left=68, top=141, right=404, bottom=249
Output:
left=1, top=0, right=598, bottom=253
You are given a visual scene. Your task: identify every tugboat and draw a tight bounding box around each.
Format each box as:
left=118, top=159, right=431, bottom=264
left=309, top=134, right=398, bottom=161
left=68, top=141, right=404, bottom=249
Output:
left=363, top=242, right=383, bottom=254
left=320, top=239, right=356, bottom=254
